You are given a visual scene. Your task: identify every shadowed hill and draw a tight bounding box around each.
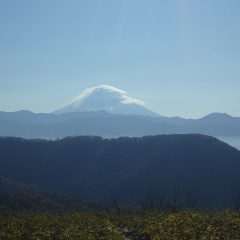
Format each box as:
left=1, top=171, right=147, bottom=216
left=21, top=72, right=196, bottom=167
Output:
left=0, top=135, right=240, bottom=208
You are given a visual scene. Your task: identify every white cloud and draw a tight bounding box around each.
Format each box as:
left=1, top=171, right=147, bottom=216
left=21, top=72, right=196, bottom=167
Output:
left=73, top=84, right=145, bottom=106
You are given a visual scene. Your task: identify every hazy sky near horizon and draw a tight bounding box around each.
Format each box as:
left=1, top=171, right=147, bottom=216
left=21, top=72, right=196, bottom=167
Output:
left=0, top=0, right=240, bottom=118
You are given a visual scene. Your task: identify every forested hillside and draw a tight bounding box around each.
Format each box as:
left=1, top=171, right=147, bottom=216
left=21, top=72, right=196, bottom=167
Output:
left=0, top=135, right=240, bottom=209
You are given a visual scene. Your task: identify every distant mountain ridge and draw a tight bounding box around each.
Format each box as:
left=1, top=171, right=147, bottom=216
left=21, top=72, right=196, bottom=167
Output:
left=1, top=85, right=239, bottom=139
left=0, top=110, right=240, bottom=139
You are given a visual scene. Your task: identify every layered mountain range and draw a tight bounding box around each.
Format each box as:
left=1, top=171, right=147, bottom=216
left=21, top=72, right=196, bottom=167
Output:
left=1, top=85, right=239, bottom=140
left=1, top=85, right=240, bottom=209
left=0, top=110, right=239, bottom=139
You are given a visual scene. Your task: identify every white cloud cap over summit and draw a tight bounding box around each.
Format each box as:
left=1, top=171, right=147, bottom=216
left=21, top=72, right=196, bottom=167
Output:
left=54, top=85, right=158, bottom=117
left=73, top=85, right=145, bottom=106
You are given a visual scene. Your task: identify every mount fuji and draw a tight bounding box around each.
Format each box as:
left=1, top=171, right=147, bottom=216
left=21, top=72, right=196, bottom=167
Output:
left=53, top=85, right=159, bottom=117
left=0, top=85, right=240, bottom=145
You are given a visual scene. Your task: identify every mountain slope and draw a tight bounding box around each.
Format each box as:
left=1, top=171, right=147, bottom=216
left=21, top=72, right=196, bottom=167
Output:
left=53, top=85, right=159, bottom=117
left=1, top=135, right=240, bottom=208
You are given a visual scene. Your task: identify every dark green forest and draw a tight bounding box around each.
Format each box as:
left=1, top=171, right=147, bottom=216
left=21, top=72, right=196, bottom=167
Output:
left=1, top=134, right=240, bottom=209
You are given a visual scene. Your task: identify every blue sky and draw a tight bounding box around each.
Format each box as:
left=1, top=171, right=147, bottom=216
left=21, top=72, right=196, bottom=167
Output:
left=0, top=0, right=240, bottom=118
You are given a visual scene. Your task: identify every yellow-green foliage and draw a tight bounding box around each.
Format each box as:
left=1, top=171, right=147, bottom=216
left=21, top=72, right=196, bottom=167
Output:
left=1, top=210, right=240, bottom=240
left=0, top=212, right=125, bottom=240
left=118, top=210, right=240, bottom=240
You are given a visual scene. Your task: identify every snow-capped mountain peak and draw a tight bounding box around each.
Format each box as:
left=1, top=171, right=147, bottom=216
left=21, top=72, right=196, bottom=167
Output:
left=53, top=85, right=158, bottom=117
